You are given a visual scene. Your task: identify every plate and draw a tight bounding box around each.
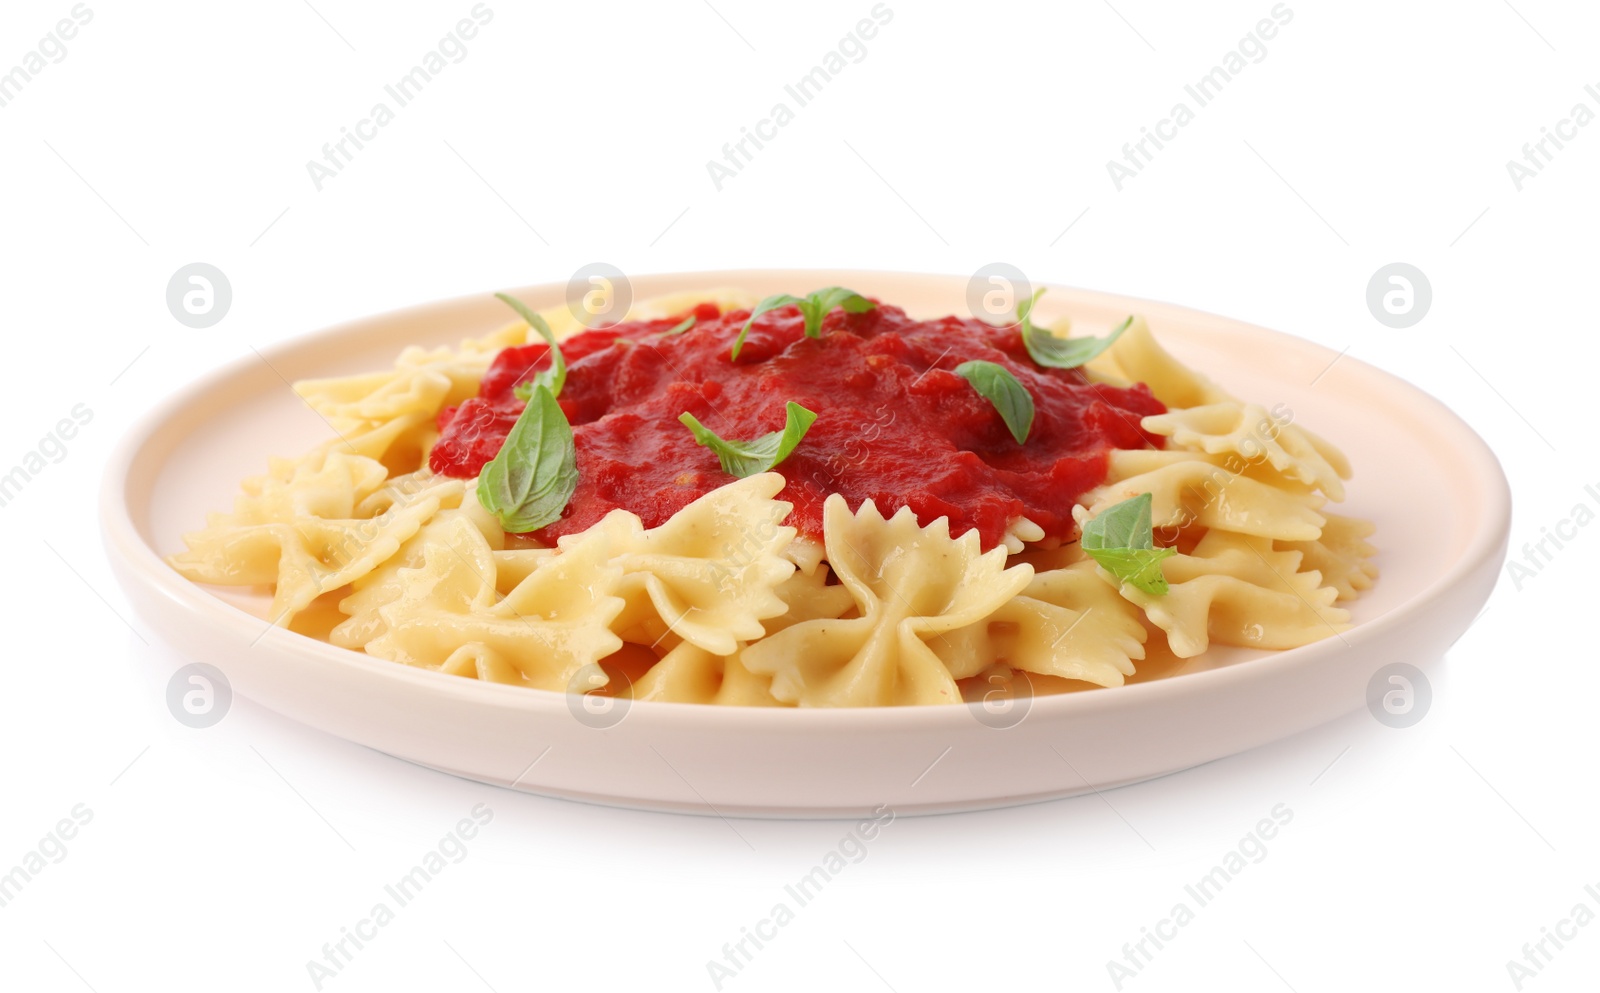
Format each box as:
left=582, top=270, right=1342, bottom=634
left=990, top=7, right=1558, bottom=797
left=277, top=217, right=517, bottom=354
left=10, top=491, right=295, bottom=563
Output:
left=100, top=270, right=1510, bottom=817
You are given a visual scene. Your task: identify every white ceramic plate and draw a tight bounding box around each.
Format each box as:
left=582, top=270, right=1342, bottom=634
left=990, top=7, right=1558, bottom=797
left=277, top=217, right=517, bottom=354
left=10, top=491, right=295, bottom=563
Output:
left=101, top=270, right=1510, bottom=818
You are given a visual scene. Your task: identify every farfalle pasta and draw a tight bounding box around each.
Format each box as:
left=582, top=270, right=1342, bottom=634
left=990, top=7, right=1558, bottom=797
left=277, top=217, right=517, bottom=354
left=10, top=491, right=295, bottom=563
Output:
left=168, top=286, right=1377, bottom=707
left=740, top=495, right=1033, bottom=706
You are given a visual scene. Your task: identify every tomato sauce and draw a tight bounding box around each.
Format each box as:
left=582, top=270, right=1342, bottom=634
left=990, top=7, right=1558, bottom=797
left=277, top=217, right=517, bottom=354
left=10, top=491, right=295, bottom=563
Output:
left=429, top=300, right=1166, bottom=549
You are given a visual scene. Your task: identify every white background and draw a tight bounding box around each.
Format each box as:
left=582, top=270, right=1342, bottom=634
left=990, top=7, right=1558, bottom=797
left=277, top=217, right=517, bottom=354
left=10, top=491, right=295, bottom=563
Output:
left=1, top=0, right=1596, bottom=990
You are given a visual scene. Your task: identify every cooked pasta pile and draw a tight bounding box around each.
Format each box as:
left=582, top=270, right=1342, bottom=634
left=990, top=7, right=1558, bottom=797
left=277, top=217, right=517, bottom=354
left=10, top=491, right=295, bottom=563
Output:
left=168, top=291, right=1376, bottom=707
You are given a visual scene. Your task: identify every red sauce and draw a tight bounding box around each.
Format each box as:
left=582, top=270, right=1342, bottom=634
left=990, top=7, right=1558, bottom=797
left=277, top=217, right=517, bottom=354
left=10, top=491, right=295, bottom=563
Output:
left=430, top=300, right=1166, bottom=549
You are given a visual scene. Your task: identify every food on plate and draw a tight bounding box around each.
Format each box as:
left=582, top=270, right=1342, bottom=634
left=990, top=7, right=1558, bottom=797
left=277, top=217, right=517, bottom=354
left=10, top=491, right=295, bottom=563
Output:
left=168, top=286, right=1376, bottom=707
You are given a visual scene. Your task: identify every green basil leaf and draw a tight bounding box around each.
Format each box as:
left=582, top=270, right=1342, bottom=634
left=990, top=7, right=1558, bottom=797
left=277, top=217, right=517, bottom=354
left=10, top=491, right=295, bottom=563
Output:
left=1018, top=289, right=1130, bottom=370
left=800, top=287, right=876, bottom=336
left=660, top=315, right=696, bottom=336
left=954, top=360, right=1034, bottom=445
left=729, top=288, right=877, bottom=359
left=1083, top=491, right=1157, bottom=550
left=1084, top=547, right=1175, bottom=595
left=1080, top=492, right=1175, bottom=595
left=476, top=384, right=578, bottom=533
left=679, top=401, right=817, bottom=477
left=1016, top=286, right=1042, bottom=327
left=495, top=292, right=567, bottom=398
left=730, top=294, right=803, bottom=360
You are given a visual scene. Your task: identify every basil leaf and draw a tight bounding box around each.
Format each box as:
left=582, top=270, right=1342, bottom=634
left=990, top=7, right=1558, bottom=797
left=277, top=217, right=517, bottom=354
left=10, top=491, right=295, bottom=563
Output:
left=954, top=360, right=1034, bottom=445
left=731, top=294, right=802, bottom=360
left=1018, top=289, right=1130, bottom=370
left=801, top=287, right=876, bottom=335
left=476, top=384, right=578, bottom=533
left=1084, top=547, right=1174, bottom=595
left=1082, top=491, right=1158, bottom=551
left=661, top=315, right=696, bottom=336
left=495, top=292, right=567, bottom=398
left=679, top=401, right=817, bottom=477
left=1080, top=492, right=1175, bottom=595
left=729, top=287, right=877, bottom=359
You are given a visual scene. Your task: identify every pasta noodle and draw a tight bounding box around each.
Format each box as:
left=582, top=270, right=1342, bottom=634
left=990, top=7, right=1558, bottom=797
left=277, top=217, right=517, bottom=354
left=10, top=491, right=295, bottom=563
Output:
left=929, top=558, right=1147, bottom=688
left=1109, top=528, right=1348, bottom=657
left=1277, top=512, right=1379, bottom=602
left=1141, top=402, right=1349, bottom=500
left=1079, top=450, right=1328, bottom=543
left=588, top=472, right=797, bottom=657
left=738, top=495, right=1032, bottom=706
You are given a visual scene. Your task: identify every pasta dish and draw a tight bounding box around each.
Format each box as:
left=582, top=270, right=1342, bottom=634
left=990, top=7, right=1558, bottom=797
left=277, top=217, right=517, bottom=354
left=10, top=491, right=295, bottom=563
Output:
left=167, top=287, right=1377, bottom=707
